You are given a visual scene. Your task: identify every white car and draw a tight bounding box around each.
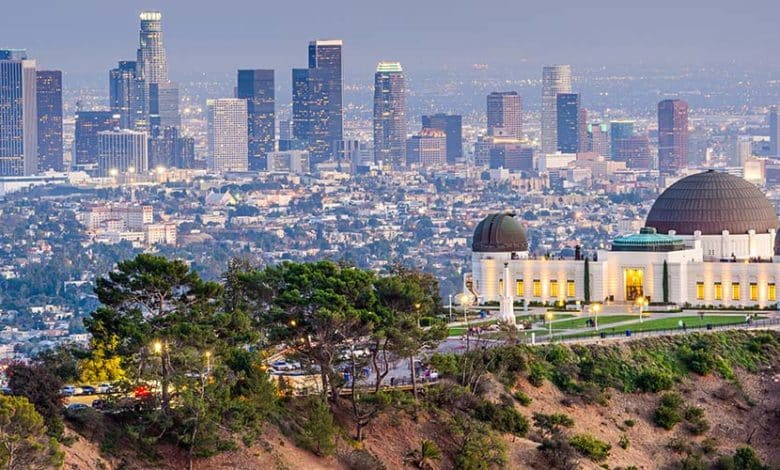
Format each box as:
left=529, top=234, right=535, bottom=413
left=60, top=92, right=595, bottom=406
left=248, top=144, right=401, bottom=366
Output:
left=97, top=383, right=113, bottom=394
left=270, top=360, right=301, bottom=372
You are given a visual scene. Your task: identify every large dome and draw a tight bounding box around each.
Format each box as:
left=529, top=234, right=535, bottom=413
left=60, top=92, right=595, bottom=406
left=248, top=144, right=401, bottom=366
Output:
left=646, top=170, right=778, bottom=236
left=472, top=213, right=528, bottom=253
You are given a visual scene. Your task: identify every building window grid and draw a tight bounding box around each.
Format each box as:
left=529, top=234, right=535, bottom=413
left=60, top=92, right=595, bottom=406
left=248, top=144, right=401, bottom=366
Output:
left=749, top=283, right=758, bottom=302
left=769, top=283, right=776, bottom=302
left=566, top=280, right=575, bottom=298
left=533, top=279, right=541, bottom=297
left=516, top=280, right=524, bottom=297
left=696, top=282, right=704, bottom=301
left=714, top=282, right=722, bottom=301
left=731, top=283, right=740, bottom=301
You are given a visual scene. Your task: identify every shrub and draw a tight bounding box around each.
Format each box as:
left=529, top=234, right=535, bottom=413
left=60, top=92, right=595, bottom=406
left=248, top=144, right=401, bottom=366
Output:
left=568, top=433, right=611, bottom=462
left=683, top=406, right=710, bottom=435
left=532, top=412, right=574, bottom=438
left=667, top=436, right=693, bottom=455
left=653, top=392, right=684, bottom=430
left=733, top=446, right=764, bottom=470
left=634, top=368, right=674, bottom=392
left=623, top=419, right=636, bottom=428
left=618, top=434, right=630, bottom=449
left=296, top=397, right=336, bottom=457
left=513, top=390, right=533, bottom=406
left=680, top=347, right=716, bottom=376
left=700, top=437, right=719, bottom=455
left=528, top=363, right=547, bottom=387
left=473, top=400, right=529, bottom=437
left=450, top=417, right=508, bottom=470
left=680, top=454, right=706, bottom=470
left=538, top=434, right=578, bottom=469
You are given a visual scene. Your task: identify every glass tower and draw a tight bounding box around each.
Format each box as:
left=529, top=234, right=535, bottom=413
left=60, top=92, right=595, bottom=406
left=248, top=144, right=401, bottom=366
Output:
left=373, top=62, right=406, bottom=168
left=36, top=70, right=63, bottom=171
left=237, top=69, right=275, bottom=170
left=0, top=49, right=37, bottom=176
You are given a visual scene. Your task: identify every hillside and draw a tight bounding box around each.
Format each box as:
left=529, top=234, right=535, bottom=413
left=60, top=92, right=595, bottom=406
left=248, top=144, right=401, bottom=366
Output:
left=61, top=330, right=780, bottom=469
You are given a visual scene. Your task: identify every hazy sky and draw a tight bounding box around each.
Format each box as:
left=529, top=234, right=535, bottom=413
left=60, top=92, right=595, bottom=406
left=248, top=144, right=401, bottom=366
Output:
left=3, top=0, right=779, bottom=81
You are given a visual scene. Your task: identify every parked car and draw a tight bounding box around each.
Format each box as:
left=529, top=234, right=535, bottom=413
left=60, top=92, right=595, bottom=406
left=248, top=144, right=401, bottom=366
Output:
left=67, top=403, right=88, bottom=412
left=91, top=399, right=106, bottom=410
left=1, top=387, right=11, bottom=396
left=60, top=386, right=77, bottom=396
left=97, top=383, right=112, bottom=394
left=80, top=386, right=96, bottom=395
left=270, top=360, right=300, bottom=371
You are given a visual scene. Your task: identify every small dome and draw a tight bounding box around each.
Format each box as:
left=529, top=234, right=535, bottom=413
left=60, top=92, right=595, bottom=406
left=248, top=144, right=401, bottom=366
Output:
left=646, top=170, right=778, bottom=235
left=472, top=213, right=528, bottom=253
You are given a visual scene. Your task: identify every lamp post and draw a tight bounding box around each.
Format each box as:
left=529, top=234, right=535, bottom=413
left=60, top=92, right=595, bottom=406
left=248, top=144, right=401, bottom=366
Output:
left=448, top=294, right=453, bottom=323
left=205, top=351, right=212, bottom=375
left=152, top=340, right=170, bottom=412
left=544, top=311, right=553, bottom=338
left=592, top=303, right=602, bottom=330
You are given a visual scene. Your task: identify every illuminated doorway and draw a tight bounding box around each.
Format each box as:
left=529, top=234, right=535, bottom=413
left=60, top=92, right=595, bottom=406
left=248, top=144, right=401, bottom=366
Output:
left=624, top=268, right=644, bottom=301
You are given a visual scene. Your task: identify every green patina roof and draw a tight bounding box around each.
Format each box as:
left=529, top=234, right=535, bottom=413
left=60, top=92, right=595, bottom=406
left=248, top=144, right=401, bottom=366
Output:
left=611, top=227, right=685, bottom=252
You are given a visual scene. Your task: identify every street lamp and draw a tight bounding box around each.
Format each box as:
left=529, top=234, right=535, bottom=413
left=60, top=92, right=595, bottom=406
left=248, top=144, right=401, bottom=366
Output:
left=204, top=351, right=212, bottom=375
left=152, top=340, right=163, bottom=355
left=544, top=311, right=554, bottom=337
left=448, top=294, right=453, bottom=323
left=592, top=303, right=602, bottom=330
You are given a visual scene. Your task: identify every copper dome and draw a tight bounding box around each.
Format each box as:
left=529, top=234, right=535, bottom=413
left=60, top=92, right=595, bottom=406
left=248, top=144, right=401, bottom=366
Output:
left=472, top=213, right=528, bottom=253
left=646, top=170, right=778, bottom=236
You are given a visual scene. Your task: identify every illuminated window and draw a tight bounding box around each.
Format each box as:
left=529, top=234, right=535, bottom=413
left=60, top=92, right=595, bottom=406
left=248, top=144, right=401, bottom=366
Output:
left=550, top=280, right=559, bottom=297
left=714, top=282, right=722, bottom=300
left=567, top=280, right=575, bottom=298
left=696, top=282, right=704, bottom=301
left=769, top=283, right=776, bottom=301
left=732, top=283, right=740, bottom=301
left=516, top=279, right=524, bottom=297
left=749, top=283, right=758, bottom=302
left=533, top=279, right=541, bottom=297
left=498, top=279, right=504, bottom=294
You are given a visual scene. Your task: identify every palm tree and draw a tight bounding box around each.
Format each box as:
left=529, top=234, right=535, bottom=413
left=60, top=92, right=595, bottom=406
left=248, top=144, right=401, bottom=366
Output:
left=404, top=439, right=442, bottom=469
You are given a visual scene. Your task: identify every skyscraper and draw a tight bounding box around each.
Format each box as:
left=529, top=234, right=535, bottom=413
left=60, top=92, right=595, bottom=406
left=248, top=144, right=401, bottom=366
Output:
left=136, top=11, right=179, bottom=138
left=110, top=60, right=147, bottom=130
left=74, top=111, right=120, bottom=168
left=487, top=91, right=522, bottom=139
left=36, top=70, right=63, bottom=171
left=136, top=11, right=167, bottom=83
left=609, top=120, right=635, bottom=160
left=292, top=39, right=343, bottom=163
left=97, top=129, right=148, bottom=176
left=556, top=93, right=580, bottom=153
left=0, top=49, right=37, bottom=176
left=421, top=113, right=462, bottom=163
left=541, top=65, right=572, bottom=154
left=207, top=98, right=248, bottom=172
left=658, top=99, right=689, bottom=174
left=587, top=122, right=609, bottom=156
left=237, top=69, right=275, bottom=170
left=768, top=106, right=780, bottom=158
left=373, top=62, right=406, bottom=168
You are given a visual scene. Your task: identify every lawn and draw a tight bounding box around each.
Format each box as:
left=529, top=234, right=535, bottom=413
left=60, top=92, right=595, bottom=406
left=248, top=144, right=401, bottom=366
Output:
left=550, top=315, right=640, bottom=329
left=560, top=314, right=755, bottom=338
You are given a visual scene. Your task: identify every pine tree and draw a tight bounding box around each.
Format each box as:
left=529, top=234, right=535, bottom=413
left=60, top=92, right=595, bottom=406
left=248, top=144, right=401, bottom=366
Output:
left=583, top=258, right=591, bottom=304
left=662, top=260, right=669, bottom=304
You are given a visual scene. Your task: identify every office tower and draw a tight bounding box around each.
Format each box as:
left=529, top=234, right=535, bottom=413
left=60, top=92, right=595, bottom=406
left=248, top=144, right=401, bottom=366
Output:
left=148, top=127, right=193, bottom=169
left=36, top=70, right=63, bottom=171
left=333, top=139, right=361, bottom=173
left=614, top=135, right=651, bottom=169
left=541, top=65, right=572, bottom=154
left=292, top=39, right=343, bottom=163
left=373, top=62, right=406, bottom=168
left=136, top=11, right=167, bottom=83
left=207, top=98, right=248, bottom=172
left=421, top=113, right=462, bottom=163
left=769, top=106, right=780, bottom=158
left=487, top=91, right=522, bottom=139
left=148, top=81, right=180, bottom=137
left=110, top=61, right=147, bottom=130
left=609, top=120, right=635, bottom=159
left=488, top=144, right=533, bottom=171
left=279, top=119, right=292, bottom=141
left=406, top=129, right=447, bottom=167
left=588, top=122, right=609, bottom=156
left=736, top=136, right=752, bottom=166
left=237, top=69, right=275, bottom=170
left=74, top=111, right=120, bottom=168
left=0, top=49, right=37, bottom=176
left=556, top=93, right=580, bottom=153
left=267, top=150, right=310, bottom=174
left=97, top=129, right=148, bottom=176
left=658, top=99, right=689, bottom=174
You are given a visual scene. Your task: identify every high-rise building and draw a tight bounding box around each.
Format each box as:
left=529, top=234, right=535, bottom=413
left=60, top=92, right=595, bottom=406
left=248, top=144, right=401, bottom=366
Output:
left=207, top=98, right=248, bottom=172
left=406, top=128, right=447, bottom=167
left=148, top=81, right=180, bottom=137
left=614, top=135, right=652, bottom=169
left=769, top=106, right=780, bottom=158
left=0, top=49, right=37, bottom=176
left=292, top=39, right=343, bottom=163
left=588, top=122, right=609, bottom=157
left=421, top=113, right=462, bottom=163
left=136, top=11, right=167, bottom=84
left=556, top=93, right=580, bottom=153
left=148, top=127, right=194, bottom=169
left=237, top=69, right=275, bottom=170
left=36, top=70, right=63, bottom=171
left=373, top=62, right=406, bottom=168
left=658, top=99, right=689, bottom=174
left=97, top=129, right=148, bottom=176
left=488, top=142, right=533, bottom=171
left=609, top=120, right=635, bottom=159
left=74, top=111, right=120, bottom=168
left=110, top=60, right=147, bottom=130
left=541, top=65, right=572, bottom=154
left=267, top=150, right=310, bottom=174
left=487, top=91, right=522, bottom=139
